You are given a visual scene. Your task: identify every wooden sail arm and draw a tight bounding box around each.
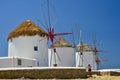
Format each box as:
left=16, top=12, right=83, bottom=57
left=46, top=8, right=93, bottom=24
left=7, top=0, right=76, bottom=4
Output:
left=54, top=32, right=72, bottom=36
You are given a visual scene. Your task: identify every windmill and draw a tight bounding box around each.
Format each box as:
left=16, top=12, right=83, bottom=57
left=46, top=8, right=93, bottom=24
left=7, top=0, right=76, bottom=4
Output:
left=49, top=37, right=74, bottom=67
left=75, top=30, right=93, bottom=68
left=38, top=0, right=72, bottom=67
left=91, top=35, right=107, bottom=70
left=72, top=26, right=103, bottom=69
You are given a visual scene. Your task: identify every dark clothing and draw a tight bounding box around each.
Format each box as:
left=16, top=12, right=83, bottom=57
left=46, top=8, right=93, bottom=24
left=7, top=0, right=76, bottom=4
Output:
left=88, top=68, right=91, bottom=72
left=87, top=64, right=92, bottom=77
left=87, top=64, right=92, bottom=72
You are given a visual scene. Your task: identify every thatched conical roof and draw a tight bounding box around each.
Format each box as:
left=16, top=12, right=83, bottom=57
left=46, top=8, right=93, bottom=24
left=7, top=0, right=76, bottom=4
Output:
left=77, top=44, right=93, bottom=52
left=50, top=37, right=72, bottom=48
left=8, top=20, right=47, bottom=40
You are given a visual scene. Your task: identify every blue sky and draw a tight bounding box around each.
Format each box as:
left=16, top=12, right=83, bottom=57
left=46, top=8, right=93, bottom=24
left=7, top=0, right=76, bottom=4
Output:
left=0, top=0, right=120, bottom=69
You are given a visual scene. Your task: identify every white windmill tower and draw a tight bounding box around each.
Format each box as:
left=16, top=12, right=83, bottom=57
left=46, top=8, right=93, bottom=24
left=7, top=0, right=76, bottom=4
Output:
left=48, top=37, right=74, bottom=67
left=76, top=43, right=97, bottom=70
left=75, top=30, right=97, bottom=70
left=7, top=20, right=48, bottom=67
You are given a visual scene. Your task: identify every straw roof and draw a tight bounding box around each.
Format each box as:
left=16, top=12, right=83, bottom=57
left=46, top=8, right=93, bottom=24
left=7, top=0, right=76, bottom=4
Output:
left=76, top=44, right=93, bottom=52
left=50, top=37, right=72, bottom=48
left=8, top=20, right=47, bottom=40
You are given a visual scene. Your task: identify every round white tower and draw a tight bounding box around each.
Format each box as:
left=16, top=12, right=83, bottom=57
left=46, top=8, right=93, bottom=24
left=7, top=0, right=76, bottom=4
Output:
left=76, top=43, right=97, bottom=70
left=7, top=20, right=48, bottom=67
left=48, top=37, right=75, bottom=67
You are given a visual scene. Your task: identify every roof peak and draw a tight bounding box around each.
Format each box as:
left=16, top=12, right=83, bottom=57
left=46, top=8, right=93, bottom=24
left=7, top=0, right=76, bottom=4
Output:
left=26, top=20, right=31, bottom=22
left=7, top=20, right=47, bottom=40
left=50, top=37, right=72, bottom=48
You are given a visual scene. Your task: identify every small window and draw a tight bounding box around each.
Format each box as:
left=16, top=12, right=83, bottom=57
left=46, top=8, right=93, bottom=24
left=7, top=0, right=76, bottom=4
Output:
left=10, top=39, right=13, bottom=42
left=18, top=59, right=22, bottom=66
left=34, top=46, right=38, bottom=51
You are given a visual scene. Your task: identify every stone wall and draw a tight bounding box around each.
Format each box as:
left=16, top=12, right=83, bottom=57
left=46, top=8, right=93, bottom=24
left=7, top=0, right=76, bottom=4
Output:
left=91, top=71, right=100, bottom=75
left=91, top=71, right=120, bottom=76
left=110, top=71, right=120, bottom=76
left=100, top=71, right=120, bottom=76
left=0, top=68, right=87, bottom=79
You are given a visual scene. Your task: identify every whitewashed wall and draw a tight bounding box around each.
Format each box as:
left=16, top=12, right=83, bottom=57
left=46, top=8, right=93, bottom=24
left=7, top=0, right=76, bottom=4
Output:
left=0, top=57, right=37, bottom=68
left=76, top=52, right=97, bottom=70
left=8, top=35, right=48, bottom=67
left=48, top=47, right=75, bottom=67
